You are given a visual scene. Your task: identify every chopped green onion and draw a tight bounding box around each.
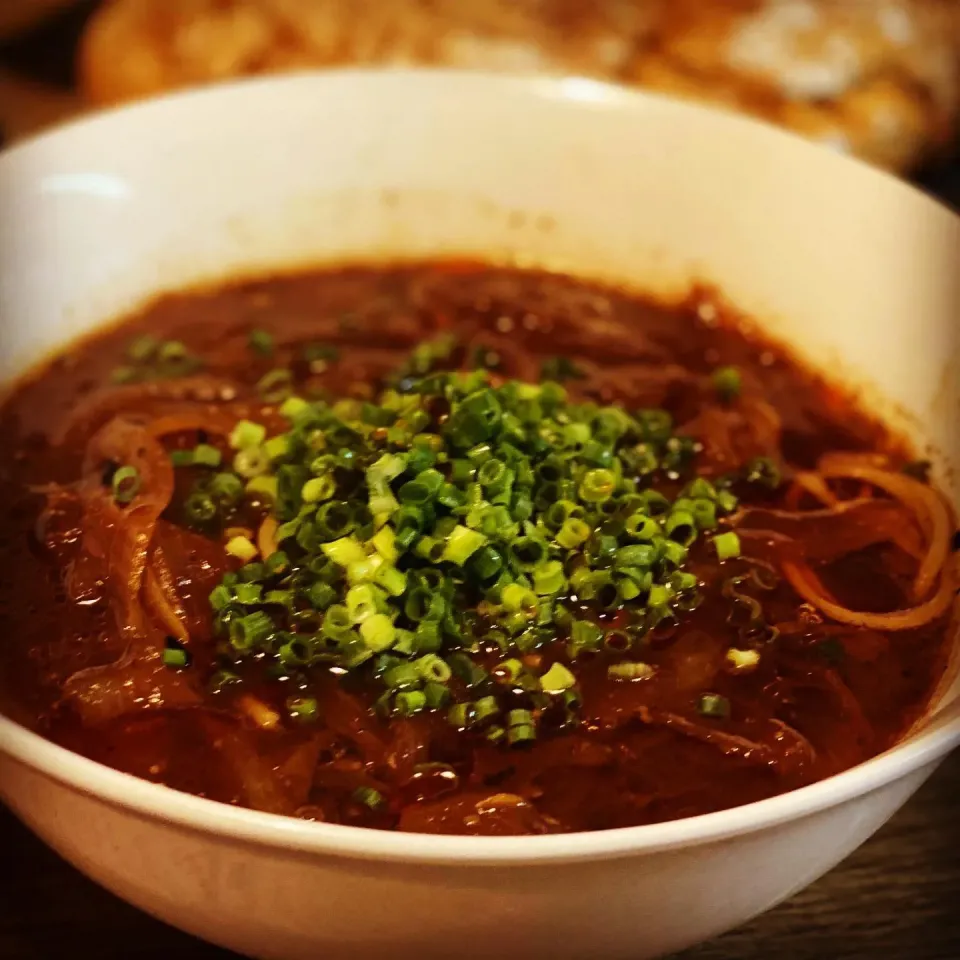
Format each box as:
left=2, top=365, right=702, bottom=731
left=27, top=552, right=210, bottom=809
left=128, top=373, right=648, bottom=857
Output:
left=302, top=475, right=335, bottom=503
left=346, top=584, right=378, bottom=624
left=238, top=562, right=266, bottom=583
left=447, top=702, right=474, bottom=730
left=303, top=342, right=340, bottom=366
left=265, top=550, right=290, bottom=575
left=698, top=693, right=731, bottom=719
left=569, top=620, right=604, bottom=655
left=370, top=526, right=398, bottom=563
left=373, top=564, right=407, bottom=597
left=384, top=661, right=421, bottom=690
left=532, top=560, right=566, bottom=596
left=664, top=510, right=697, bottom=546
left=127, top=335, right=159, bottom=362
left=615, top=544, right=657, bottom=569
left=246, top=475, right=278, bottom=502
left=726, top=648, right=761, bottom=672
left=287, top=696, right=319, bottom=723
left=184, top=492, right=217, bottom=525
left=473, top=696, right=500, bottom=722
left=352, top=786, right=385, bottom=809
left=712, top=531, right=742, bottom=561
left=540, top=356, right=583, bottom=382
left=233, top=582, right=263, bottom=605
left=661, top=540, right=688, bottom=568
left=712, top=366, right=741, bottom=402
left=360, top=613, right=396, bottom=652
left=110, top=365, right=138, bottom=384
left=230, top=611, right=274, bottom=651
left=321, top=536, right=367, bottom=568
left=209, top=584, right=232, bottom=612
left=414, top=654, right=452, bottom=683
left=692, top=498, right=717, bottom=530
left=414, top=621, right=442, bottom=653
left=225, top=535, right=258, bottom=562
left=263, top=434, right=291, bottom=463
left=647, top=583, right=671, bottom=609
left=229, top=419, right=267, bottom=450
left=158, top=339, right=188, bottom=363
left=501, top=583, right=537, bottom=614
left=111, top=465, right=141, bottom=504
left=744, top=456, right=781, bottom=489
left=249, top=328, right=274, bottom=356
left=280, top=396, right=310, bottom=420
left=624, top=512, right=659, bottom=541
left=506, top=708, right=536, bottom=746
left=210, top=472, right=244, bottom=505
left=308, top=581, right=337, bottom=611
left=607, top=661, right=654, bottom=681
left=442, top=525, right=486, bottom=565
left=539, top=662, right=576, bottom=694
left=396, top=690, right=429, bottom=715
left=209, top=669, right=241, bottom=693
left=193, top=443, right=222, bottom=468
left=199, top=336, right=735, bottom=736
left=264, top=589, right=294, bottom=608
left=717, top=489, right=739, bottom=514
left=579, top=468, right=616, bottom=503
left=424, top=682, right=451, bottom=709
left=508, top=536, right=547, bottom=571
left=556, top=517, right=591, bottom=549
left=257, top=368, right=294, bottom=404
left=233, top=446, right=270, bottom=479
left=162, top=647, right=189, bottom=668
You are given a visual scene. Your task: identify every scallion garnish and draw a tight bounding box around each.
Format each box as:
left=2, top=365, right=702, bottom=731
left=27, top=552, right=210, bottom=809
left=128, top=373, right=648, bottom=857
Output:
left=712, top=531, right=741, bottom=561
left=712, top=365, right=741, bottom=402
left=698, top=693, right=731, bottom=719
left=162, top=647, right=189, bottom=669
left=195, top=335, right=736, bottom=743
left=111, top=465, right=141, bottom=504
left=352, top=786, right=385, bottom=810
left=607, top=661, right=654, bottom=681
left=249, top=328, right=274, bottom=357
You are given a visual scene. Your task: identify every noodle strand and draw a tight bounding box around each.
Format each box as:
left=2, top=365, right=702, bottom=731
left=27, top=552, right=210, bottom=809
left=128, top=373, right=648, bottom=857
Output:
left=783, top=557, right=958, bottom=632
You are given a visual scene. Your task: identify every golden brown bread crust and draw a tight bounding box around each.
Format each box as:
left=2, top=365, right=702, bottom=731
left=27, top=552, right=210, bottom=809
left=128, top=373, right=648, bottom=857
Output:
left=79, top=0, right=659, bottom=104
left=79, top=0, right=960, bottom=173
left=631, top=0, right=959, bottom=172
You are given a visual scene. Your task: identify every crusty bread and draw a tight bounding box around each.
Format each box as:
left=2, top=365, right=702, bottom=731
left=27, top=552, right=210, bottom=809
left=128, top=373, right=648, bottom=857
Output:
left=631, top=0, right=960, bottom=173
left=79, top=0, right=660, bottom=105
left=79, top=0, right=960, bottom=173
left=0, top=0, right=79, bottom=40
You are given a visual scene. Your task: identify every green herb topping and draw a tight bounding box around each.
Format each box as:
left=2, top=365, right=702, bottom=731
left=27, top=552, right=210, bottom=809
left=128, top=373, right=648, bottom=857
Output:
left=196, top=344, right=740, bottom=742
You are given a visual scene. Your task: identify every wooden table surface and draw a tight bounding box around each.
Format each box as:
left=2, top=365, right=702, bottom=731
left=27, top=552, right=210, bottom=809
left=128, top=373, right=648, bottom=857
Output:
left=2, top=5, right=960, bottom=959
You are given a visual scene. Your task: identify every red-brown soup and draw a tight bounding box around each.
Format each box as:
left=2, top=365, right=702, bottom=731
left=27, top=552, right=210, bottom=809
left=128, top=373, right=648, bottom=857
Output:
left=0, top=264, right=956, bottom=835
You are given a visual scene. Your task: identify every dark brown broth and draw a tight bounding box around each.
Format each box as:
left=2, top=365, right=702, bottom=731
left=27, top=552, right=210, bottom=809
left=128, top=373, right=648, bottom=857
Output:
left=0, top=264, right=951, bottom=835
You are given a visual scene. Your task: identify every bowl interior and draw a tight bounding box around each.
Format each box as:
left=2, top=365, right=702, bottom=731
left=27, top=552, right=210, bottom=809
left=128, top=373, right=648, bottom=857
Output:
left=0, top=70, right=958, bottom=857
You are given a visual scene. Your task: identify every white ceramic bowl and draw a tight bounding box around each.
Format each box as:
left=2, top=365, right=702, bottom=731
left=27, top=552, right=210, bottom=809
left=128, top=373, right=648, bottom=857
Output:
left=0, top=71, right=958, bottom=960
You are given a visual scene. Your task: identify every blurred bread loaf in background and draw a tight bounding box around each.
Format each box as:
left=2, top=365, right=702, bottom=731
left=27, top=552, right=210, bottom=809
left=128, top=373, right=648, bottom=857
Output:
left=632, top=0, right=960, bottom=174
left=78, top=0, right=660, bottom=102
left=77, top=0, right=960, bottom=174
left=2, top=0, right=959, bottom=174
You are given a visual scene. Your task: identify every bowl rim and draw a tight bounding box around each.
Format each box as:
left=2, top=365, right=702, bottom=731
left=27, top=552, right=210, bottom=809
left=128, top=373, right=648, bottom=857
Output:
left=0, top=68, right=958, bottom=867
left=2, top=707, right=958, bottom=866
